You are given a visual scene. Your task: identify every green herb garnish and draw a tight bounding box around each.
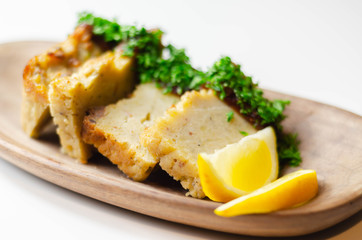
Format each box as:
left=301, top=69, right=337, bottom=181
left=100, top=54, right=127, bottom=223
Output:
left=204, top=56, right=290, bottom=127
left=77, top=12, right=301, bottom=167
left=277, top=129, right=301, bottom=166
left=240, top=131, right=249, bottom=136
left=78, top=12, right=157, bottom=43
left=226, top=111, right=234, bottom=122
left=138, top=44, right=205, bottom=95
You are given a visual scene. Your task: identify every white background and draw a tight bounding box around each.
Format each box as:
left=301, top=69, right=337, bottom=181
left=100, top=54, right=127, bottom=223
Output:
left=0, top=0, right=361, bottom=239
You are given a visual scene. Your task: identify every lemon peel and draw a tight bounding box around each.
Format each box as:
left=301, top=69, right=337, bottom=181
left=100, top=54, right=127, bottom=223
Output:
left=214, top=169, right=318, bottom=217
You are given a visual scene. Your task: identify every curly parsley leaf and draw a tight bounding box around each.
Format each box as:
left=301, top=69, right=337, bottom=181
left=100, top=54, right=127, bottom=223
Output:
left=205, top=56, right=290, bottom=127
left=226, top=111, right=234, bottom=122
left=240, top=131, right=249, bottom=136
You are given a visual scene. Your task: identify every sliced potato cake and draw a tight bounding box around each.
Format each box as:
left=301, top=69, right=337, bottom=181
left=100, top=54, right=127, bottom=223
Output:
left=141, top=89, right=257, bottom=198
left=82, top=83, right=179, bottom=180
left=48, top=50, right=135, bottom=163
left=22, top=24, right=102, bottom=137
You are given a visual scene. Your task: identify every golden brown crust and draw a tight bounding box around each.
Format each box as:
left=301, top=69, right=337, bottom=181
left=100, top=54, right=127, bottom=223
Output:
left=22, top=24, right=96, bottom=101
left=81, top=107, right=106, bottom=143
left=82, top=109, right=151, bottom=181
left=21, top=24, right=103, bottom=137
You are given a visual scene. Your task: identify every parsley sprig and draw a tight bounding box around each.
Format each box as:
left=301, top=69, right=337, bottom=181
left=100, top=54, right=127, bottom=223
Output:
left=77, top=12, right=301, bottom=167
left=139, top=44, right=205, bottom=95
left=78, top=12, right=157, bottom=43
left=204, top=56, right=290, bottom=126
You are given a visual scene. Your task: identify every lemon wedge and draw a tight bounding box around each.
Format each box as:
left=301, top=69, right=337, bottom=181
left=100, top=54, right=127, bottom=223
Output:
left=198, top=126, right=278, bottom=202
left=214, top=169, right=318, bottom=217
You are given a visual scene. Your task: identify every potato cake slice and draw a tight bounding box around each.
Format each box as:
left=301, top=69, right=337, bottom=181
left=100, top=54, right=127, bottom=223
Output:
left=82, top=83, right=179, bottom=180
left=48, top=49, right=135, bottom=163
left=141, top=89, right=257, bottom=198
left=22, top=24, right=102, bottom=137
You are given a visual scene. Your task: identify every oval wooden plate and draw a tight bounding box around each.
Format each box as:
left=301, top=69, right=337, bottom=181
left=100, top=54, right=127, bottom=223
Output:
left=0, top=41, right=361, bottom=237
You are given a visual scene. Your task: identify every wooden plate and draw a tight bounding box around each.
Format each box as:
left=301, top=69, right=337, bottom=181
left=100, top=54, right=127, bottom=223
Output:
left=0, top=41, right=361, bottom=237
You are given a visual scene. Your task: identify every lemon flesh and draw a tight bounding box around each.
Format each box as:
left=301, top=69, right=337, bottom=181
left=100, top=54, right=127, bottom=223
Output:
left=214, top=169, right=318, bottom=217
left=198, top=126, right=278, bottom=202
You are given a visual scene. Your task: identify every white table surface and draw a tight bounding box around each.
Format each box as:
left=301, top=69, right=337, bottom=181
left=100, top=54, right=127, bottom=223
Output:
left=0, top=0, right=361, bottom=239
